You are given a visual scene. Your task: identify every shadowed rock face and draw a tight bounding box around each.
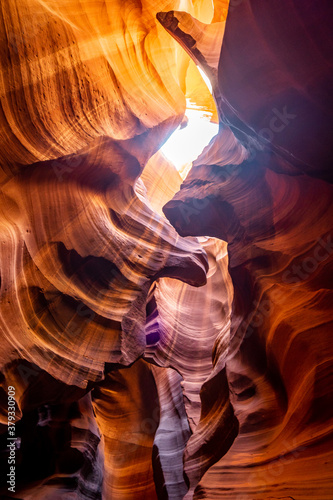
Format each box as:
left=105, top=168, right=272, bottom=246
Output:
left=0, top=1, right=332, bottom=499
left=216, top=0, right=333, bottom=181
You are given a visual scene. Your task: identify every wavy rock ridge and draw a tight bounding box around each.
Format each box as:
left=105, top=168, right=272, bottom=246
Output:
left=1, top=0, right=333, bottom=499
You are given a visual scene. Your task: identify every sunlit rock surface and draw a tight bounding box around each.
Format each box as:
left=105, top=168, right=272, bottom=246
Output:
left=1, top=0, right=332, bottom=499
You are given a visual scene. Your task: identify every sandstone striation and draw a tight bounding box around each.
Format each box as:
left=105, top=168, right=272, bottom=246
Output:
left=1, top=0, right=332, bottom=499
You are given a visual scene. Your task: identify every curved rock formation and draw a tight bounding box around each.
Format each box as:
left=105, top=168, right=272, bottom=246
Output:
left=0, top=133, right=209, bottom=497
left=0, top=0, right=187, bottom=176
left=143, top=151, right=238, bottom=498
left=1, top=0, right=332, bottom=499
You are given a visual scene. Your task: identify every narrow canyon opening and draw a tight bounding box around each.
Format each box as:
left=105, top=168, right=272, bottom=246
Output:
left=160, top=67, right=218, bottom=179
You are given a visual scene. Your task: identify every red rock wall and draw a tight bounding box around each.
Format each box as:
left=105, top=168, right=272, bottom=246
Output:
left=162, top=2, right=333, bottom=499
left=1, top=0, right=332, bottom=499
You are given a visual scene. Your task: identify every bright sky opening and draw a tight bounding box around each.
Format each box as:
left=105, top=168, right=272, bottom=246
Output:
left=161, top=68, right=218, bottom=173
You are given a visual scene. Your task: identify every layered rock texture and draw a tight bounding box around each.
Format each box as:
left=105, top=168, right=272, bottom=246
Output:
left=1, top=0, right=332, bottom=499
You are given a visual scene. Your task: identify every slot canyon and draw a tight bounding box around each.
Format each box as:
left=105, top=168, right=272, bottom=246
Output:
left=0, top=0, right=332, bottom=499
